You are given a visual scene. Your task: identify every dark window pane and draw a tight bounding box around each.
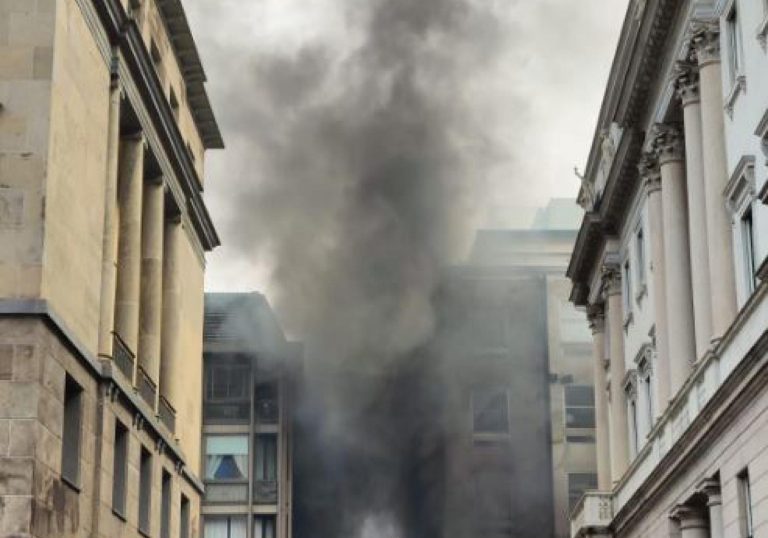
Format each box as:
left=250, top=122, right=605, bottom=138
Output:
left=564, top=385, right=594, bottom=407
left=566, top=407, right=595, bottom=428
left=62, top=376, right=83, bottom=486
left=473, top=388, right=509, bottom=433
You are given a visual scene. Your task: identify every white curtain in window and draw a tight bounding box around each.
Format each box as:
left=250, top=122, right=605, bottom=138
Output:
left=230, top=517, right=247, bottom=538
left=204, top=518, right=228, bottom=538
left=254, top=517, right=276, bottom=538
left=206, top=436, right=248, bottom=480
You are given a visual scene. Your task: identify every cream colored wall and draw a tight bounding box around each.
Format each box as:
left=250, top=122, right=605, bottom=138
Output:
left=0, top=0, right=56, bottom=299
left=171, top=226, right=205, bottom=473
left=135, top=0, right=206, bottom=178
left=41, top=0, right=110, bottom=355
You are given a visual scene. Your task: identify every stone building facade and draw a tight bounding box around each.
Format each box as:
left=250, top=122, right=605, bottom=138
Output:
left=568, top=1, right=768, bottom=537
left=0, top=0, right=221, bottom=537
left=201, top=293, right=300, bottom=538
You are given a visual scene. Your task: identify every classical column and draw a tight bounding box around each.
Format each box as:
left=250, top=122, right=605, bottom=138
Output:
left=670, top=505, right=710, bottom=538
left=675, top=62, right=713, bottom=360
left=588, top=304, right=611, bottom=490
left=652, top=124, right=696, bottom=397
left=138, top=174, right=165, bottom=385
left=638, top=155, right=670, bottom=415
left=698, top=479, right=723, bottom=538
left=604, top=266, right=629, bottom=482
left=114, top=134, right=145, bottom=358
left=160, top=216, right=182, bottom=404
left=98, top=77, right=122, bottom=358
left=693, top=22, right=737, bottom=341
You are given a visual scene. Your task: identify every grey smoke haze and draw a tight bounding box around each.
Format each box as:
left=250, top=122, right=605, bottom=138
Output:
left=185, top=0, right=627, bottom=536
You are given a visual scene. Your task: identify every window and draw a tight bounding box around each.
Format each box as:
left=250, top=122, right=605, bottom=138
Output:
left=564, top=385, right=595, bottom=429
left=160, top=470, right=171, bottom=538
left=255, top=382, right=279, bottom=424
left=204, top=516, right=247, bottom=538
left=741, top=207, right=757, bottom=295
left=255, top=434, right=278, bottom=481
left=635, top=227, right=646, bottom=290
left=205, top=435, right=248, bottom=481
left=204, top=360, right=251, bottom=423
left=253, top=516, right=276, bottom=538
left=139, top=447, right=153, bottom=536
left=628, top=398, right=639, bottom=457
left=568, top=473, right=598, bottom=510
left=727, top=4, right=743, bottom=83
left=170, top=89, right=180, bottom=121
left=738, top=470, right=754, bottom=538
left=473, top=469, right=512, bottom=523
left=180, top=495, right=190, bottom=538
left=62, top=375, right=83, bottom=487
left=472, top=387, right=509, bottom=434
left=622, top=259, right=632, bottom=317
left=112, top=420, right=129, bottom=516
left=151, top=41, right=162, bottom=72
left=640, top=366, right=654, bottom=437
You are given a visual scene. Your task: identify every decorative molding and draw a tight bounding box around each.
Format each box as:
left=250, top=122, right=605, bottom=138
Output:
left=757, top=13, right=768, bottom=51
left=691, top=20, right=721, bottom=67
left=623, top=368, right=639, bottom=398
left=650, top=123, right=685, bottom=164
left=601, top=264, right=623, bottom=298
left=673, top=61, right=700, bottom=106
left=638, top=152, right=661, bottom=194
left=754, top=108, right=768, bottom=167
left=724, top=75, right=746, bottom=118
left=724, top=155, right=756, bottom=214
left=588, top=303, right=606, bottom=334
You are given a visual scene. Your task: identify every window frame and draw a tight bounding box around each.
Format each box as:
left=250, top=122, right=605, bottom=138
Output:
left=564, top=385, right=596, bottom=430
left=634, top=225, right=647, bottom=300
left=254, top=433, right=278, bottom=482
left=471, top=386, right=511, bottom=435
left=160, top=469, right=172, bottom=538
left=61, top=375, right=83, bottom=489
left=738, top=469, right=754, bottom=538
left=112, top=420, right=130, bottom=518
left=138, top=446, right=153, bottom=537
left=725, top=155, right=758, bottom=306
left=204, top=434, right=250, bottom=483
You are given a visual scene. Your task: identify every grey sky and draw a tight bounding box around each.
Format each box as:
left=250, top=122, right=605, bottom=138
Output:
left=186, top=0, right=630, bottom=295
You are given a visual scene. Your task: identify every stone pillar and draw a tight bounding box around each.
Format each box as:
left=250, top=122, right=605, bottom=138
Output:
left=693, top=22, right=737, bottom=341
left=698, top=479, right=723, bottom=538
left=138, top=175, right=164, bottom=385
left=638, top=155, right=670, bottom=416
left=98, top=77, right=122, bottom=358
left=160, top=216, right=182, bottom=403
left=670, top=505, right=710, bottom=538
left=675, top=62, right=713, bottom=360
left=114, top=134, right=145, bottom=357
left=604, top=266, right=629, bottom=482
left=652, top=124, right=696, bottom=397
left=588, top=304, right=611, bottom=490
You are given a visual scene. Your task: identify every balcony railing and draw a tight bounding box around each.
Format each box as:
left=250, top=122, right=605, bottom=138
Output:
left=112, top=333, right=135, bottom=381
left=158, top=395, right=176, bottom=434
left=570, top=491, right=612, bottom=538
left=137, top=366, right=157, bottom=409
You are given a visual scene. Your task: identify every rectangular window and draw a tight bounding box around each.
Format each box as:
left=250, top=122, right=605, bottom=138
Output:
left=727, top=5, right=743, bottom=82
left=255, top=434, right=278, bottom=481
left=62, top=375, right=83, bottom=487
left=204, top=359, right=251, bottom=423
left=568, top=473, right=598, bottom=510
left=738, top=469, right=754, bottom=538
left=635, top=227, right=646, bottom=288
left=112, top=420, right=129, bottom=516
left=622, top=259, right=632, bottom=315
left=205, top=435, right=249, bottom=481
left=628, top=398, right=639, bottom=457
left=253, top=516, right=276, bottom=538
left=472, top=387, right=509, bottom=434
left=180, top=495, right=190, bottom=538
left=564, top=385, right=595, bottom=429
left=255, top=382, right=279, bottom=424
left=204, top=516, right=247, bottom=538
left=170, top=89, right=180, bottom=122
left=741, top=207, right=757, bottom=295
left=161, top=470, right=172, bottom=538
left=139, top=447, right=153, bottom=536
left=641, top=370, right=654, bottom=436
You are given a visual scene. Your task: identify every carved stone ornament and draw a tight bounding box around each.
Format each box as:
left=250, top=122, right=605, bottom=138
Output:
left=691, top=21, right=720, bottom=66
left=637, top=151, right=661, bottom=193
left=650, top=123, right=684, bottom=164
left=587, top=303, right=605, bottom=333
left=601, top=265, right=622, bottom=297
left=673, top=61, right=700, bottom=106
left=575, top=167, right=596, bottom=212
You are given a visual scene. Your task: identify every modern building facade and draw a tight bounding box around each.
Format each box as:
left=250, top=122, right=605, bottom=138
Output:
left=568, top=1, right=768, bottom=537
left=0, top=0, right=221, bottom=537
left=201, top=293, right=300, bottom=538
left=428, top=200, right=597, bottom=538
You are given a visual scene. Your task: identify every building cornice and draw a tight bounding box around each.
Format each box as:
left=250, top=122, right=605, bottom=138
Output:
left=92, top=0, right=221, bottom=250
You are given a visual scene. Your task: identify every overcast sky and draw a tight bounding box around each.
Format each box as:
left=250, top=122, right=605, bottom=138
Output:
left=185, top=0, right=630, bottom=294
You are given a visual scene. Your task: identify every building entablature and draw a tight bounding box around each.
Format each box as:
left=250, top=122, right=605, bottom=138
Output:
left=89, top=0, right=221, bottom=252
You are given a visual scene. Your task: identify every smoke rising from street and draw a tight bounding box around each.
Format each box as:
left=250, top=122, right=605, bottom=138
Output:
left=186, top=0, right=626, bottom=536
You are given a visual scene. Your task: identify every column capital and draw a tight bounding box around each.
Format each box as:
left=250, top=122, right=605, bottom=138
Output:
left=637, top=152, right=661, bottom=193
left=601, top=265, right=622, bottom=297
left=674, top=61, right=700, bottom=106
left=691, top=20, right=720, bottom=66
left=669, top=504, right=708, bottom=530
left=650, top=123, right=684, bottom=165
left=588, top=303, right=606, bottom=334
left=696, top=478, right=722, bottom=507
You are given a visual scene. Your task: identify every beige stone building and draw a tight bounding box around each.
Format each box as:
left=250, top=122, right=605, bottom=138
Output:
left=201, top=293, right=300, bottom=538
left=568, top=1, right=768, bottom=537
left=0, top=0, right=221, bottom=537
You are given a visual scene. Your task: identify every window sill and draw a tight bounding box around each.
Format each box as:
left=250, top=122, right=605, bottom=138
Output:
left=724, top=75, right=746, bottom=118
left=61, top=475, right=81, bottom=494
left=112, top=508, right=127, bottom=522
left=757, top=14, right=768, bottom=51
left=139, top=526, right=151, bottom=538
